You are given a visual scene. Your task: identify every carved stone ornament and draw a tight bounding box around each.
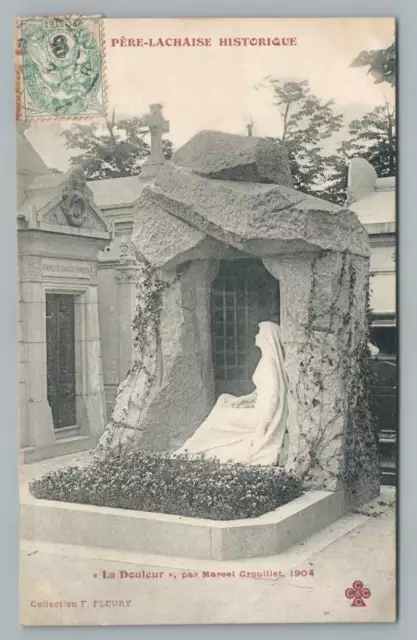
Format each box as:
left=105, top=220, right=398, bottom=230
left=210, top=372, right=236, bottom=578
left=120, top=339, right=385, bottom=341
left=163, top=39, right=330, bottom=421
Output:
left=89, top=263, right=98, bottom=279
left=119, top=236, right=130, bottom=258
left=20, top=256, right=42, bottom=279
left=60, top=167, right=89, bottom=227
left=115, top=268, right=144, bottom=283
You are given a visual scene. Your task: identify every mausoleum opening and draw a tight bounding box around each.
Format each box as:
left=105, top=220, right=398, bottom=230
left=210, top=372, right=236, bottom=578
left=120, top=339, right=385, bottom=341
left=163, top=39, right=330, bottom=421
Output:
left=211, top=257, right=280, bottom=398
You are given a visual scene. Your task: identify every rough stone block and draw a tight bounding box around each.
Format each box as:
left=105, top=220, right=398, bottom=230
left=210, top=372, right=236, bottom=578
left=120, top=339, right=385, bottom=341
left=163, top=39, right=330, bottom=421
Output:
left=146, top=164, right=369, bottom=262
left=172, top=130, right=293, bottom=186
left=132, top=195, right=205, bottom=268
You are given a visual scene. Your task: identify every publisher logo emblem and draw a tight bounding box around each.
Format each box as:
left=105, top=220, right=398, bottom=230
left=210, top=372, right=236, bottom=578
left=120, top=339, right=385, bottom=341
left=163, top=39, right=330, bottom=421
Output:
left=345, top=580, right=371, bottom=607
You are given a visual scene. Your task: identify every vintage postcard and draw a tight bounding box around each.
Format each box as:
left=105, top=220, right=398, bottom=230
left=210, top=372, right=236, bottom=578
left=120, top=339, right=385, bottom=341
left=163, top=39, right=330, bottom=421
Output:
left=17, top=17, right=396, bottom=625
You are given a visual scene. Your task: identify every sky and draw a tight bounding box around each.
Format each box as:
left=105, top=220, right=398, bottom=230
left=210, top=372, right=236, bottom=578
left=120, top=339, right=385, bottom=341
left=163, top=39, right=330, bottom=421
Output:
left=26, top=17, right=395, bottom=172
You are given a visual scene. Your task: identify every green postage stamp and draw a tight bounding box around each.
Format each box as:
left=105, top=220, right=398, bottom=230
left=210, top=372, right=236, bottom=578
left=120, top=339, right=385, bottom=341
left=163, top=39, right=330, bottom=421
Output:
left=15, top=15, right=106, bottom=120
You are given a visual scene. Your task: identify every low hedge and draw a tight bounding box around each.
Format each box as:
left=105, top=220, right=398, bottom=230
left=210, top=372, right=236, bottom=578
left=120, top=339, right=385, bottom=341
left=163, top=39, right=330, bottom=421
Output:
left=29, top=450, right=303, bottom=521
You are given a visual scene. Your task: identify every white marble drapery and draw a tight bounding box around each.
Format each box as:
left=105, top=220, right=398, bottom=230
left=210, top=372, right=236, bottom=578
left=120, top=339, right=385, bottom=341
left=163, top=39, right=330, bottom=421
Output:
left=175, top=321, right=288, bottom=465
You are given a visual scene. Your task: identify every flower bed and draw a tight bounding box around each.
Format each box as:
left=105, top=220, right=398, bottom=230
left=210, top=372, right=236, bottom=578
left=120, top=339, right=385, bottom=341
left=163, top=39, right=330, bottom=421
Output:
left=29, top=450, right=303, bottom=521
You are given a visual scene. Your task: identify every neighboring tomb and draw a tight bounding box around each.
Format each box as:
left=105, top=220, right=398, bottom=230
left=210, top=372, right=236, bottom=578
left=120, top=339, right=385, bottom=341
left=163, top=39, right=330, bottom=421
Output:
left=347, top=158, right=396, bottom=485
left=17, top=129, right=111, bottom=462
left=100, top=130, right=379, bottom=508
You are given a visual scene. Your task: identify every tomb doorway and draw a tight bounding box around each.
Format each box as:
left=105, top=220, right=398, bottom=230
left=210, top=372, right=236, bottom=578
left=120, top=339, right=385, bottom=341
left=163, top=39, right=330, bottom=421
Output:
left=211, top=258, right=280, bottom=398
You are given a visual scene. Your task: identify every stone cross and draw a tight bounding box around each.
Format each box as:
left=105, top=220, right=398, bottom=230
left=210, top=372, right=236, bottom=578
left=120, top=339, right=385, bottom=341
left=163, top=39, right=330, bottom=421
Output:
left=141, top=104, right=169, bottom=164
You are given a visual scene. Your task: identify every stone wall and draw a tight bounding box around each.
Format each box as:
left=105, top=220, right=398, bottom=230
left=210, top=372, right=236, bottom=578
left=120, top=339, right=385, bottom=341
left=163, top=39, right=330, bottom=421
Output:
left=99, top=259, right=218, bottom=452
left=97, top=131, right=378, bottom=508
left=264, top=251, right=379, bottom=505
left=139, top=260, right=218, bottom=450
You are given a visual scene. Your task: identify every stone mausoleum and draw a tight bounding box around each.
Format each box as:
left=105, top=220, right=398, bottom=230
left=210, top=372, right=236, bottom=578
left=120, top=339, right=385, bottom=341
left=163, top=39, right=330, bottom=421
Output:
left=17, top=125, right=111, bottom=462
left=347, top=158, right=396, bottom=484
left=101, top=130, right=379, bottom=506
left=18, top=114, right=380, bottom=505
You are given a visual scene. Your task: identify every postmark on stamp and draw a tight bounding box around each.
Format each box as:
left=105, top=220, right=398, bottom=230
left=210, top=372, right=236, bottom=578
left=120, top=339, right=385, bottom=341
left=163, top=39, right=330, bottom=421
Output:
left=15, top=15, right=106, bottom=121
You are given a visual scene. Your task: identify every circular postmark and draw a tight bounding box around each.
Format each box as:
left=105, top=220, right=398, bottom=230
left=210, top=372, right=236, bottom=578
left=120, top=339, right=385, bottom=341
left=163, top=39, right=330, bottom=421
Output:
left=20, top=17, right=103, bottom=118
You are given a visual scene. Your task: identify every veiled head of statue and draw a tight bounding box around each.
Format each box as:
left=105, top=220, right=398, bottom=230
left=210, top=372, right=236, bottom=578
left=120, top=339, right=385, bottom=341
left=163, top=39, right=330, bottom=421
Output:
left=255, top=321, right=282, bottom=352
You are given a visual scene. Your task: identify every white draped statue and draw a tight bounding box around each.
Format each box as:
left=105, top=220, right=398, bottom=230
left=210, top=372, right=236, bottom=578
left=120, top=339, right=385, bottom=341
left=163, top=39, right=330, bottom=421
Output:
left=175, top=321, right=289, bottom=465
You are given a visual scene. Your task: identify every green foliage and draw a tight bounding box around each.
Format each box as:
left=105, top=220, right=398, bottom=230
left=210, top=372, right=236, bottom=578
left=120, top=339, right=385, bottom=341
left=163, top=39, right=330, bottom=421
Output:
left=345, top=41, right=396, bottom=178
left=316, top=154, right=348, bottom=206
left=351, top=42, right=396, bottom=88
left=63, top=110, right=173, bottom=180
left=29, top=450, right=303, bottom=521
left=262, top=43, right=396, bottom=203
left=339, top=104, right=396, bottom=177
left=132, top=262, right=167, bottom=360
left=292, top=252, right=378, bottom=504
left=262, top=79, right=345, bottom=204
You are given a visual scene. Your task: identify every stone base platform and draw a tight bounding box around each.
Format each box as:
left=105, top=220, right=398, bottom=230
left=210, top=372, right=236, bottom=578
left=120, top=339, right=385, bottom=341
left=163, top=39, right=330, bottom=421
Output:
left=21, top=435, right=99, bottom=464
left=20, top=489, right=346, bottom=561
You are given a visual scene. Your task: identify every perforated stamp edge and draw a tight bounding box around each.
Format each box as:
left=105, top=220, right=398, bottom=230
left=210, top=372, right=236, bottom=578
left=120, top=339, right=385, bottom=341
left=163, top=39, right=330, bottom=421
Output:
left=15, top=14, right=108, bottom=122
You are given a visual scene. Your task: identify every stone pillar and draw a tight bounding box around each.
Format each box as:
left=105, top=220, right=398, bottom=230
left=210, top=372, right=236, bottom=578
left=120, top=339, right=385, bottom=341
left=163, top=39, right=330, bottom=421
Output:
left=100, top=258, right=219, bottom=454
left=19, top=279, right=55, bottom=448
left=77, top=285, right=107, bottom=437
left=138, top=259, right=219, bottom=451
left=264, top=251, right=379, bottom=505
